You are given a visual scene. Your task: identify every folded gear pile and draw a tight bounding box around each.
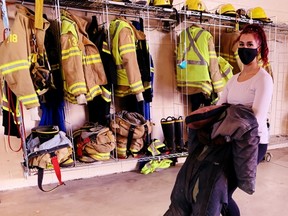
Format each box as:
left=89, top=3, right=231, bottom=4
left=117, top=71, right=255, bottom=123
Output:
left=110, top=110, right=153, bottom=158
left=73, top=123, right=116, bottom=163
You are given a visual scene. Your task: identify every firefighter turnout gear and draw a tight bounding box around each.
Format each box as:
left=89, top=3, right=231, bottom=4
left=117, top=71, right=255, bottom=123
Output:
left=176, top=26, right=224, bottom=96
left=216, top=3, right=237, bottom=16
left=87, top=15, right=116, bottom=125
left=26, top=128, right=73, bottom=192
left=152, top=0, right=173, bottom=7
left=174, top=116, right=186, bottom=152
left=217, top=56, right=233, bottom=85
left=109, top=18, right=145, bottom=97
left=60, top=10, right=107, bottom=104
left=110, top=110, right=153, bottom=158
left=161, top=116, right=176, bottom=153
left=218, top=30, right=243, bottom=74
left=247, top=7, right=272, bottom=23
left=141, top=158, right=173, bottom=174
left=73, top=123, right=116, bottom=163
left=147, top=139, right=166, bottom=156
left=185, top=0, right=207, bottom=12
left=0, top=5, right=50, bottom=110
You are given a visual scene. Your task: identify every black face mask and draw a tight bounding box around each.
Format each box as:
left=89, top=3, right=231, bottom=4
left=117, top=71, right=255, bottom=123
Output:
left=238, top=48, right=258, bottom=65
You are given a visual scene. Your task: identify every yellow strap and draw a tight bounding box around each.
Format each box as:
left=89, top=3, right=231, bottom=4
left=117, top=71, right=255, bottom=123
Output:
left=35, top=0, right=44, bottom=29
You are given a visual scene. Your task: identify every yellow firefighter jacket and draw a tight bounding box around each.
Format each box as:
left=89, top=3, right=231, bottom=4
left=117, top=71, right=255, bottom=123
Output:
left=176, top=26, right=224, bottom=96
left=0, top=5, right=50, bottom=111
left=109, top=17, right=145, bottom=97
left=60, top=10, right=107, bottom=103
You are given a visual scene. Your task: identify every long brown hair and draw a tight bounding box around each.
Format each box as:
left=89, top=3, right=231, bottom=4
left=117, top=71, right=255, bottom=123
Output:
left=239, top=24, right=269, bottom=66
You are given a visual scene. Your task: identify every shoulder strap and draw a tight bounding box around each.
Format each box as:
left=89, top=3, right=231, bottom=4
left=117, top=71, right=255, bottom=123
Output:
left=126, top=125, right=136, bottom=158
left=37, top=152, right=65, bottom=192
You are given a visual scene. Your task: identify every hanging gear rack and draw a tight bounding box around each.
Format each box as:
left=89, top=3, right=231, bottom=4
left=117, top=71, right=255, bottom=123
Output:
left=11, top=0, right=288, bottom=167
left=19, top=0, right=177, bottom=23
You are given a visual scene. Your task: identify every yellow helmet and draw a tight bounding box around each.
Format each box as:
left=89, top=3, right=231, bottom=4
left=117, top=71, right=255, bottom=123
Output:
left=111, top=0, right=131, bottom=2
left=185, top=0, right=207, bottom=12
left=134, top=0, right=148, bottom=5
left=247, top=7, right=272, bottom=23
left=216, top=3, right=236, bottom=16
left=153, top=0, right=173, bottom=7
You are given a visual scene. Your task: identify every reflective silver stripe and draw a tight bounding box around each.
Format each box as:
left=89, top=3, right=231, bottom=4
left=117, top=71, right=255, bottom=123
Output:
left=130, top=81, right=144, bottom=92
left=101, top=86, right=111, bottom=102
left=223, top=68, right=231, bottom=77
left=111, top=21, right=120, bottom=40
left=69, top=84, right=87, bottom=93
left=185, top=28, right=207, bottom=66
left=0, top=61, right=30, bottom=75
left=186, top=60, right=205, bottom=65
left=194, top=29, right=203, bottom=42
left=19, top=95, right=38, bottom=104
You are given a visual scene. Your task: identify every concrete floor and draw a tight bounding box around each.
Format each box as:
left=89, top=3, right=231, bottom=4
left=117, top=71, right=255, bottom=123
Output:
left=0, top=148, right=288, bottom=216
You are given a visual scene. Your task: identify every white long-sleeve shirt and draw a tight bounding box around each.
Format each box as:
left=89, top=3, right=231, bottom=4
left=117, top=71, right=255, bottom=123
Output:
left=217, top=68, right=273, bottom=144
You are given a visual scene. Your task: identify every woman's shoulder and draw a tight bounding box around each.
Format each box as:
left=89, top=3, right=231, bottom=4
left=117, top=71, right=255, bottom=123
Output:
left=258, top=67, right=271, bottom=76
left=256, top=68, right=274, bottom=83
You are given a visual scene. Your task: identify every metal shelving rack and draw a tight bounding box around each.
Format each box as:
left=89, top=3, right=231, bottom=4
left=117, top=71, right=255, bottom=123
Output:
left=13, top=0, right=288, bottom=168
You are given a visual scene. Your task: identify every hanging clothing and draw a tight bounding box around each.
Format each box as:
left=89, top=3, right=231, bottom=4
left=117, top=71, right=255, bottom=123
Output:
left=131, top=19, right=155, bottom=120
left=219, top=30, right=243, bottom=75
left=87, top=15, right=116, bottom=125
left=0, top=5, right=50, bottom=110
left=0, top=6, right=50, bottom=136
left=176, top=25, right=224, bottom=96
left=109, top=17, right=145, bottom=97
left=131, top=19, right=154, bottom=103
left=2, top=83, right=20, bottom=137
left=60, top=10, right=107, bottom=104
left=39, top=18, right=66, bottom=132
left=217, top=56, right=233, bottom=86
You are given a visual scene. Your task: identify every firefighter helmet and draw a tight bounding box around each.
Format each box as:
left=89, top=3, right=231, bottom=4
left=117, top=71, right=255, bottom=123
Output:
left=134, top=0, right=148, bottom=5
left=185, top=0, right=207, bottom=12
left=247, top=7, right=272, bottom=23
left=153, top=0, right=172, bottom=7
left=111, top=0, right=131, bottom=2
left=216, top=3, right=236, bottom=16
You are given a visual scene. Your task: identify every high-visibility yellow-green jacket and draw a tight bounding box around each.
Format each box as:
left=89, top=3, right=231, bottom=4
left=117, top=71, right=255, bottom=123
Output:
left=176, top=26, right=224, bottom=96
left=60, top=10, right=107, bottom=104
left=109, top=18, right=144, bottom=97
left=0, top=5, right=49, bottom=110
left=217, top=56, right=233, bottom=86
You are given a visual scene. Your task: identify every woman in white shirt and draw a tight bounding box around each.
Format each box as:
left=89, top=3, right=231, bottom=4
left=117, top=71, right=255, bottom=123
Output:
left=217, top=24, right=274, bottom=216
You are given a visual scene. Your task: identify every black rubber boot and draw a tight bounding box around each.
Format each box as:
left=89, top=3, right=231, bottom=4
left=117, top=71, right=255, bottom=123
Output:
left=161, top=116, right=176, bottom=153
left=174, top=116, right=186, bottom=152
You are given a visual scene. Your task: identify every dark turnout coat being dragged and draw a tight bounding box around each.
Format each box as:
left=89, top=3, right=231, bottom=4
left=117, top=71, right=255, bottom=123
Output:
left=164, top=104, right=259, bottom=216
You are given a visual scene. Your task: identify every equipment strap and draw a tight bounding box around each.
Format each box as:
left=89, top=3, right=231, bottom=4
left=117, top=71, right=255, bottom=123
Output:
left=37, top=152, right=65, bottom=192
left=35, top=0, right=44, bottom=30
left=181, top=28, right=207, bottom=66
left=126, top=125, right=136, bottom=158
left=76, top=137, right=91, bottom=157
